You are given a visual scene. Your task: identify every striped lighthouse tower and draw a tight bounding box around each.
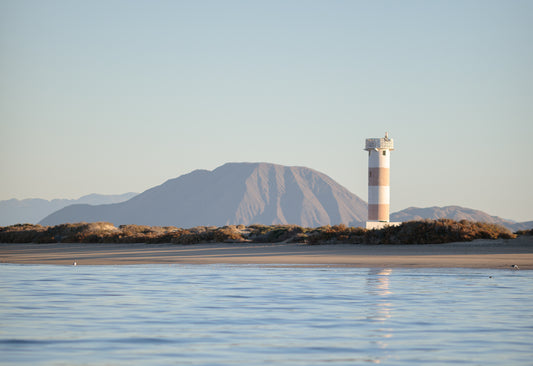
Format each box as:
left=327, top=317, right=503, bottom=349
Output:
left=364, top=132, right=400, bottom=229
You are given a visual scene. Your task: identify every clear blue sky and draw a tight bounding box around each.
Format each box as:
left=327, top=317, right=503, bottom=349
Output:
left=1, top=0, right=532, bottom=221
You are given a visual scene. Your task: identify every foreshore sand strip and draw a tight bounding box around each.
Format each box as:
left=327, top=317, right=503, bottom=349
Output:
left=1, top=236, right=532, bottom=269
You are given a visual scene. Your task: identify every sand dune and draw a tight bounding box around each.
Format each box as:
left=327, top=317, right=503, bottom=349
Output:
left=1, top=236, right=532, bottom=269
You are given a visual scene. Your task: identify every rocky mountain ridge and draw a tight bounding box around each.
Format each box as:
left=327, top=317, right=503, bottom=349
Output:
left=39, top=163, right=368, bottom=227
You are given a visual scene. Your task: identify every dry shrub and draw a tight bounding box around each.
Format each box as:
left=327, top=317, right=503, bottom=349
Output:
left=0, top=219, right=516, bottom=245
left=0, top=224, right=48, bottom=243
left=375, top=219, right=515, bottom=244
left=247, top=225, right=305, bottom=242
left=212, top=226, right=243, bottom=242
left=515, top=228, right=533, bottom=236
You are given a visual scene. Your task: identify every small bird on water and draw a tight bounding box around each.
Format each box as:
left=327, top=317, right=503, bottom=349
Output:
left=511, top=264, right=519, bottom=270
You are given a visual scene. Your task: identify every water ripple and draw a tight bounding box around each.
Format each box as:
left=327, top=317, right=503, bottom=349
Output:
left=1, top=264, right=532, bottom=365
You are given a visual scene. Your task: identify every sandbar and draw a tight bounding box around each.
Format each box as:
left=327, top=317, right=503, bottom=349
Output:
left=1, top=236, right=532, bottom=269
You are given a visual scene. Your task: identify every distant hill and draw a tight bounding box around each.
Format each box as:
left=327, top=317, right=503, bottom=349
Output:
left=390, top=206, right=532, bottom=232
left=39, top=162, right=368, bottom=227
left=0, top=193, right=137, bottom=226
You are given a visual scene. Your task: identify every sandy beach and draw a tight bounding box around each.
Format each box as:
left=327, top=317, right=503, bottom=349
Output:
left=1, top=236, right=532, bottom=269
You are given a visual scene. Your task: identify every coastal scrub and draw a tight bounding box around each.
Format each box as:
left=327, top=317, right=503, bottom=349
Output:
left=0, top=219, right=517, bottom=245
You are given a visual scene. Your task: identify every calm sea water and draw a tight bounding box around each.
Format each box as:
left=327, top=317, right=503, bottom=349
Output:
left=1, top=264, right=532, bottom=365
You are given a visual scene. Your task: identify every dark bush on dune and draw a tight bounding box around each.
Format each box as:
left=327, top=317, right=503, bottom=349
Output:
left=248, top=224, right=305, bottom=243
left=515, top=228, right=533, bottom=236
left=0, top=219, right=516, bottom=245
left=369, top=219, right=515, bottom=244
left=0, top=224, right=48, bottom=243
left=302, top=224, right=367, bottom=244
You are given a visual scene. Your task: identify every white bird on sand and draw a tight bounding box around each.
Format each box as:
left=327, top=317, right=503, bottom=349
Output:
left=511, top=264, right=519, bottom=270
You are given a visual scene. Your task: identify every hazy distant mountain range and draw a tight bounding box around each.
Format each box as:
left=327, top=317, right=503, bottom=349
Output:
left=39, top=163, right=368, bottom=228
left=0, top=193, right=137, bottom=226
left=2, top=162, right=531, bottom=232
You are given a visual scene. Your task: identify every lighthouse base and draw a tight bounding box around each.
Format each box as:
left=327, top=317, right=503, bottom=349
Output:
left=366, top=221, right=402, bottom=230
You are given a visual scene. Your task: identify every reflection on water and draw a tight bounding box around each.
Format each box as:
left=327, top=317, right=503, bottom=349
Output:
left=367, top=268, right=393, bottom=320
left=366, top=269, right=394, bottom=362
left=367, top=269, right=393, bottom=296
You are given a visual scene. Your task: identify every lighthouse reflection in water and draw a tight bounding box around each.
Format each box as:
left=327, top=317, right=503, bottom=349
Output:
left=366, top=269, right=394, bottom=357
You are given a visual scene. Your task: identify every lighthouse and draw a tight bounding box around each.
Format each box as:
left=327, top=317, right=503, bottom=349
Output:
left=364, top=132, right=400, bottom=229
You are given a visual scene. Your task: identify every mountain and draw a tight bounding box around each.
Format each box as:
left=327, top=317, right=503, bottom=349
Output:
left=390, top=206, right=532, bottom=232
left=39, top=163, right=368, bottom=227
left=0, top=193, right=137, bottom=226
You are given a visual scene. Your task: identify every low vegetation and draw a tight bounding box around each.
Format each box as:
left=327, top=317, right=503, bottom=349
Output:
left=515, top=228, right=533, bottom=236
left=0, top=219, right=518, bottom=245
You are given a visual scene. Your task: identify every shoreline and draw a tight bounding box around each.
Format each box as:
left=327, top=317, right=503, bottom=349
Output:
left=1, top=236, right=532, bottom=269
